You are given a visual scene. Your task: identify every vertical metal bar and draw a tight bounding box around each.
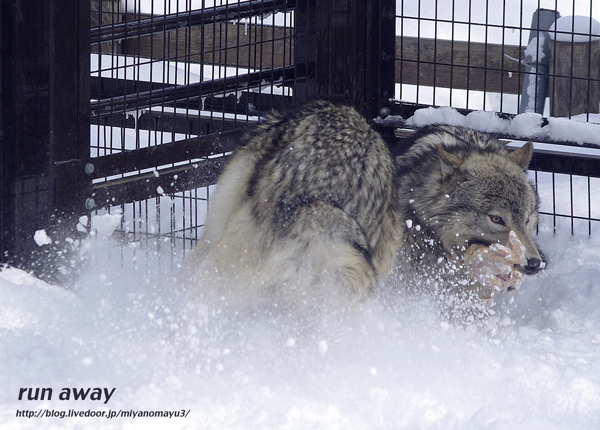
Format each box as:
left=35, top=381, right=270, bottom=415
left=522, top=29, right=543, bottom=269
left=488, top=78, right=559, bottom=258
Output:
left=589, top=176, right=592, bottom=235
left=234, top=4, right=242, bottom=121
left=200, top=0, right=205, bottom=84
left=223, top=1, right=230, bottom=129
left=552, top=171, right=557, bottom=233
left=432, top=0, right=438, bottom=107
left=449, top=0, right=455, bottom=107
left=258, top=0, right=267, bottom=115
left=270, top=8, right=277, bottom=110
left=588, top=0, right=595, bottom=123
left=499, top=0, right=507, bottom=112
left=416, top=0, right=421, bottom=105
left=570, top=170, right=574, bottom=234
left=482, top=0, right=489, bottom=111
left=516, top=0, right=525, bottom=110
left=534, top=169, right=539, bottom=235
left=465, top=0, right=471, bottom=109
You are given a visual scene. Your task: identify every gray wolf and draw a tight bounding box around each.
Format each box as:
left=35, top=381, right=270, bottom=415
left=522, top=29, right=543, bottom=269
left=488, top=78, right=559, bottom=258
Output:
left=390, top=124, right=543, bottom=304
left=179, top=101, right=543, bottom=310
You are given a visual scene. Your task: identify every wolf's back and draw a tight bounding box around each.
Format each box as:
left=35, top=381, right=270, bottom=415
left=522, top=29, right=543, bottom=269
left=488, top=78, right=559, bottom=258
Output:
left=180, top=100, right=401, bottom=309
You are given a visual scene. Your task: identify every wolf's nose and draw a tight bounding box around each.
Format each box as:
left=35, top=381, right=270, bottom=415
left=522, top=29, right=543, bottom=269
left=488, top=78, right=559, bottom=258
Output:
left=523, top=257, right=543, bottom=275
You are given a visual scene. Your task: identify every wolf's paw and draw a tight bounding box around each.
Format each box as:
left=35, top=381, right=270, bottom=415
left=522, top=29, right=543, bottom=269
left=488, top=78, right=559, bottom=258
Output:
left=464, top=231, right=526, bottom=300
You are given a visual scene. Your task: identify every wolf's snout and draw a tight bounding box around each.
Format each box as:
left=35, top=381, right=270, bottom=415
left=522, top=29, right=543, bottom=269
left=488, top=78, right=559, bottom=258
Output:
left=522, top=257, right=543, bottom=275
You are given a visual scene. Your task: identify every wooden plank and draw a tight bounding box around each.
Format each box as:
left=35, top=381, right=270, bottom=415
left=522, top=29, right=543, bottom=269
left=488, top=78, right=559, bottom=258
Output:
left=132, top=22, right=295, bottom=70
left=396, top=37, right=527, bottom=95
left=86, top=128, right=242, bottom=180
left=549, top=39, right=600, bottom=117
left=124, top=25, right=527, bottom=95
left=90, top=156, right=230, bottom=208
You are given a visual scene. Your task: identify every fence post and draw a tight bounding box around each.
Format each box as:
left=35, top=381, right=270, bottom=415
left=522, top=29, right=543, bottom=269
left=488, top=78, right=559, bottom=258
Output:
left=295, top=0, right=396, bottom=120
left=1, top=0, right=90, bottom=283
left=550, top=17, right=600, bottom=118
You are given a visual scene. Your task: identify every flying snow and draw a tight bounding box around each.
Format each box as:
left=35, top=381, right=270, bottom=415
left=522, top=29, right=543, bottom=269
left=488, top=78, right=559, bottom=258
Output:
left=1, top=227, right=600, bottom=429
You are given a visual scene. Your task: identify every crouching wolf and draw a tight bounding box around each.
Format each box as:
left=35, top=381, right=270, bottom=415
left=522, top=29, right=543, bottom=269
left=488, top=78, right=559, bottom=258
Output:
left=391, top=124, right=544, bottom=306
left=179, top=100, right=544, bottom=310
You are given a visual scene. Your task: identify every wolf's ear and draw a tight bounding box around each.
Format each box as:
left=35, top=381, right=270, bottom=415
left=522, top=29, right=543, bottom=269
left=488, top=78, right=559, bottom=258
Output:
left=507, top=141, right=534, bottom=169
left=437, top=144, right=463, bottom=177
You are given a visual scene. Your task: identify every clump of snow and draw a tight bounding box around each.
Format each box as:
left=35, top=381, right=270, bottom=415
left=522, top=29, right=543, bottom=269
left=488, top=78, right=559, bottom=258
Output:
left=523, top=35, right=546, bottom=63
left=76, top=216, right=88, bottom=233
left=90, top=212, right=122, bottom=237
left=396, top=106, right=600, bottom=146
left=0, top=267, right=73, bottom=331
left=1, top=227, right=600, bottom=429
left=318, top=340, right=329, bottom=355
left=549, top=16, right=600, bottom=43
left=33, top=230, right=52, bottom=247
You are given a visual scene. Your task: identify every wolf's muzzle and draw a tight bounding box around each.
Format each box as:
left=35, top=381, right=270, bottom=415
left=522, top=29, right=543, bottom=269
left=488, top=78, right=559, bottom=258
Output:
left=522, top=257, right=544, bottom=275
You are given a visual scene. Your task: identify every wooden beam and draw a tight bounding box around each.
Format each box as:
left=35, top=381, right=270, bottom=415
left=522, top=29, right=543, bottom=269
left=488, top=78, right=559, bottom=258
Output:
left=117, top=24, right=528, bottom=95
left=120, top=22, right=295, bottom=71
left=549, top=39, right=600, bottom=118
left=396, top=37, right=527, bottom=95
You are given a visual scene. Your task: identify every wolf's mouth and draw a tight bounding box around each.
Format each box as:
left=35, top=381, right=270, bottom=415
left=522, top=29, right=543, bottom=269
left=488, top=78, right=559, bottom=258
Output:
left=466, top=239, right=493, bottom=249
left=517, top=258, right=545, bottom=275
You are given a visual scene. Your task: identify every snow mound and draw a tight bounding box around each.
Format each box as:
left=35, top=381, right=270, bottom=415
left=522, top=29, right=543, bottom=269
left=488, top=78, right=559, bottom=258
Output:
left=549, top=16, right=600, bottom=43
left=394, top=106, right=600, bottom=146
left=0, top=267, right=74, bottom=331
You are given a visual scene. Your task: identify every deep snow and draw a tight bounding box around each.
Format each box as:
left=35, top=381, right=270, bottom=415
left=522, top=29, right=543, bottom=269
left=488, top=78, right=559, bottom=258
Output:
left=1, top=222, right=600, bottom=429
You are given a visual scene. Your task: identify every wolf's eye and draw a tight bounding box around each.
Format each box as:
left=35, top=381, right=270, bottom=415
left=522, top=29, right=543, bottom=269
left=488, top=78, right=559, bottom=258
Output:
left=489, top=215, right=504, bottom=225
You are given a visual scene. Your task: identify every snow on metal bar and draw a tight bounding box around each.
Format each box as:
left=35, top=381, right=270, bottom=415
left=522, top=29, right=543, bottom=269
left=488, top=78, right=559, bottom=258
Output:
left=91, top=65, right=297, bottom=116
left=91, top=0, right=296, bottom=44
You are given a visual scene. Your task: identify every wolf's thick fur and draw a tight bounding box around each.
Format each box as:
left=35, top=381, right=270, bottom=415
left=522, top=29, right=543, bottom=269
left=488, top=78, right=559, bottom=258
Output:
left=180, top=100, right=543, bottom=309
left=391, top=125, right=542, bottom=299
left=180, top=100, right=401, bottom=309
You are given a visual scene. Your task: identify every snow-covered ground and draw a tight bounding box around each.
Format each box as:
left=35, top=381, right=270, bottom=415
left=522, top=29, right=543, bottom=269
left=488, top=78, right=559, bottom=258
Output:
left=1, top=224, right=600, bottom=430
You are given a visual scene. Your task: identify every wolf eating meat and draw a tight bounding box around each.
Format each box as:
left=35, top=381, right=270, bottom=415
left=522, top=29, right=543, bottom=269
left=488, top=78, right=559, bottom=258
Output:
left=179, top=101, right=544, bottom=310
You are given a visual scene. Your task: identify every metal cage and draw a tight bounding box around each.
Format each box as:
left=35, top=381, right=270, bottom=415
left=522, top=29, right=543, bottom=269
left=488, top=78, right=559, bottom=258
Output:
left=2, top=0, right=600, bottom=283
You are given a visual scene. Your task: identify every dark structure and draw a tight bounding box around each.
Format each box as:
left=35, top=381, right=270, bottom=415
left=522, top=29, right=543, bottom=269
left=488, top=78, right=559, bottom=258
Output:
left=1, top=0, right=90, bottom=281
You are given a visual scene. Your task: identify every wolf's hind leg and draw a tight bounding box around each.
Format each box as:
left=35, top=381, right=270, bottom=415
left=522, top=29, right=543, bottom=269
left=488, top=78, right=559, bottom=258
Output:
left=284, top=202, right=378, bottom=305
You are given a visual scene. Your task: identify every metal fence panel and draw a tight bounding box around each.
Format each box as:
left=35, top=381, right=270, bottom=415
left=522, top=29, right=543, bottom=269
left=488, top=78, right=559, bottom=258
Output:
left=3, top=0, right=600, bottom=282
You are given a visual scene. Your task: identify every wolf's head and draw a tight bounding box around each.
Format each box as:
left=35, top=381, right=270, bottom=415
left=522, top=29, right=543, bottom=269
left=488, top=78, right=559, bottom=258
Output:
left=436, top=141, right=544, bottom=276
